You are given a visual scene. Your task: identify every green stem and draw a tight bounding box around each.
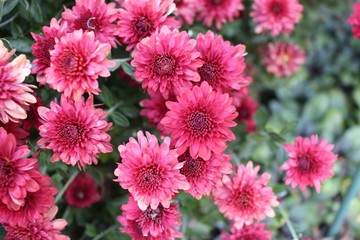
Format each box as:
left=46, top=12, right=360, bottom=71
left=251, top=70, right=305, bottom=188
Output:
left=327, top=165, right=360, bottom=236
left=55, top=171, right=78, bottom=204
left=279, top=205, right=299, bottom=240
left=92, top=225, right=117, bottom=240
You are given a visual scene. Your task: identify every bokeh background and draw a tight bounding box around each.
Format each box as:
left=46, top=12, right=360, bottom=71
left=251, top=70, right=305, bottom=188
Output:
left=0, top=0, right=359, bottom=239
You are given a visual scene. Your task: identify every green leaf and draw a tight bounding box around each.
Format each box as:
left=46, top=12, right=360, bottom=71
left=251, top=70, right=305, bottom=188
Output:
left=10, top=22, right=23, bottom=37
left=1, top=0, right=19, bottom=18
left=85, top=224, right=98, bottom=237
left=101, top=85, right=114, bottom=107
left=0, top=224, right=6, bottom=238
left=6, top=37, right=32, bottom=53
left=120, top=105, right=139, bottom=118
left=268, top=131, right=286, bottom=143
left=111, top=111, right=130, bottom=127
left=120, top=61, right=135, bottom=79
left=30, top=0, right=43, bottom=23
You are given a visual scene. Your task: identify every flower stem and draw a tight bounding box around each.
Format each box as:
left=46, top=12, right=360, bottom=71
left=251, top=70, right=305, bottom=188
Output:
left=55, top=171, right=78, bottom=204
left=279, top=205, right=299, bottom=240
left=92, top=225, right=117, bottom=240
left=327, top=164, right=360, bottom=237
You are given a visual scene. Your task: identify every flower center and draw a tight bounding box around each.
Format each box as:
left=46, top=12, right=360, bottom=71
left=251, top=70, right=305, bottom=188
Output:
left=198, top=62, right=219, bottom=86
left=138, top=205, right=164, bottom=227
left=58, top=124, right=85, bottom=144
left=75, top=11, right=99, bottom=31
left=269, top=0, right=286, bottom=16
left=136, top=164, right=162, bottom=192
left=134, top=16, right=154, bottom=38
left=59, top=50, right=86, bottom=75
left=187, top=111, right=213, bottom=137
left=154, top=56, right=176, bottom=75
left=179, top=151, right=207, bottom=180
left=76, top=190, right=85, bottom=200
left=0, top=157, right=13, bottom=188
left=234, top=187, right=254, bottom=212
left=298, top=155, right=315, bottom=173
left=174, top=0, right=183, bottom=6
left=211, top=0, right=223, bottom=5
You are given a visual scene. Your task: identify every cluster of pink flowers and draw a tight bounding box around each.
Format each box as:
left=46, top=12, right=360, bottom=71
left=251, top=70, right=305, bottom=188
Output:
left=0, top=128, right=69, bottom=239
left=0, top=0, right=342, bottom=238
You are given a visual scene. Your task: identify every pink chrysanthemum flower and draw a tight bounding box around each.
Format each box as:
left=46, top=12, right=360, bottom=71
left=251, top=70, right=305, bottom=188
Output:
left=45, top=29, right=115, bottom=101
left=31, top=18, right=68, bottom=85
left=0, top=128, right=39, bottom=210
left=195, top=31, right=249, bottom=92
left=0, top=40, right=36, bottom=124
left=4, top=206, right=69, bottom=240
left=118, top=0, right=180, bottom=51
left=213, top=161, right=279, bottom=229
left=197, top=0, right=244, bottom=29
left=220, top=223, right=272, bottom=240
left=263, top=41, right=305, bottom=77
left=114, top=131, right=190, bottom=210
left=160, top=81, right=238, bottom=160
left=281, top=135, right=338, bottom=193
left=0, top=121, right=28, bottom=145
left=37, top=95, right=112, bottom=169
left=132, top=26, right=202, bottom=99
left=348, top=3, right=360, bottom=39
left=0, top=172, right=57, bottom=226
left=140, top=92, right=175, bottom=135
left=64, top=173, right=101, bottom=208
left=174, top=0, right=197, bottom=25
left=178, top=150, right=232, bottom=199
left=250, top=0, right=303, bottom=36
left=62, top=0, right=119, bottom=47
left=118, top=195, right=182, bottom=239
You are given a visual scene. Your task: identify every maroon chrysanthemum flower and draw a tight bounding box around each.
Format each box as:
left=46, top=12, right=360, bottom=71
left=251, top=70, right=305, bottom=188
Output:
left=232, top=89, right=258, bottom=133
left=140, top=92, right=175, bottom=135
left=22, top=94, right=44, bottom=131
left=64, top=173, right=101, bottom=208
left=0, top=121, right=28, bottom=145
